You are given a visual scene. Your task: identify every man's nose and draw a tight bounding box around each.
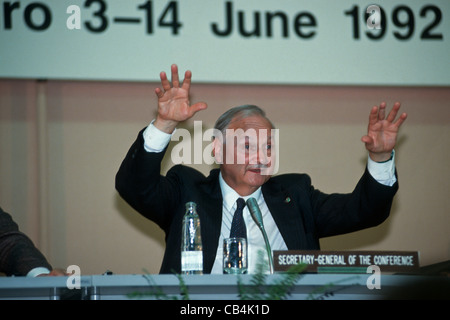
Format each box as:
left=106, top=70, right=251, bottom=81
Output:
left=248, top=146, right=270, bottom=165
left=258, top=147, right=271, bottom=165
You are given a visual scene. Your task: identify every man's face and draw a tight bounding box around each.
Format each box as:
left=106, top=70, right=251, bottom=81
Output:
left=214, top=115, right=276, bottom=196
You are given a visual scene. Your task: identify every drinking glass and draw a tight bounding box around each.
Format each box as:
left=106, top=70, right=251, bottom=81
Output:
left=223, top=237, right=248, bottom=274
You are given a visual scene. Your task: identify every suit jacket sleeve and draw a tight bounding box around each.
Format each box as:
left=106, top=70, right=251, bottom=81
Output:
left=0, top=207, right=52, bottom=276
left=115, top=129, right=184, bottom=231
left=116, top=129, right=219, bottom=274
left=311, top=167, right=399, bottom=238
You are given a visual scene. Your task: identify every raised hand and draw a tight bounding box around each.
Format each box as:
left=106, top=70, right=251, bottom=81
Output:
left=361, top=102, right=407, bottom=162
left=154, top=64, right=207, bottom=133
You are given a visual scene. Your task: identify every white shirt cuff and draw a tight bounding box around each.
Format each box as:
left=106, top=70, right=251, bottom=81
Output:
left=367, top=150, right=397, bottom=187
left=26, top=267, right=51, bottom=277
left=143, top=120, right=173, bottom=152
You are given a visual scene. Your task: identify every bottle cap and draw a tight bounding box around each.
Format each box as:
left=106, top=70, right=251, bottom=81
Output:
left=185, top=201, right=197, bottom=210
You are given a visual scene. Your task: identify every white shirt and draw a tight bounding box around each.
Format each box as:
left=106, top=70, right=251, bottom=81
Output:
left=142, top=121, right=397, bottom=273
left=210, top=173, right=288, bottom=274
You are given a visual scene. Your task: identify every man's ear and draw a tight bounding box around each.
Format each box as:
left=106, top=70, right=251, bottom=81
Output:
left=212, top=138, right=223, bottom=164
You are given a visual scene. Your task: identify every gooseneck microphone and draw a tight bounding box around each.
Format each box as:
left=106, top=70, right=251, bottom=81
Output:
left=246, top=197, right=274, bottom=274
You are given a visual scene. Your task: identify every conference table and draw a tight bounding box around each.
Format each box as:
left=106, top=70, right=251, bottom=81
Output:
left=0, top=272, right=448, bottom=300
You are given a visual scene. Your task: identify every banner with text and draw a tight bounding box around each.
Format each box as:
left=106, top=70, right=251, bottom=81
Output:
left=1, top=0, right=449, bottom=85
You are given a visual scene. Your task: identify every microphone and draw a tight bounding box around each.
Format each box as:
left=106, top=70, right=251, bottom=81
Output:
left=246, top=197, right=274, bottom=274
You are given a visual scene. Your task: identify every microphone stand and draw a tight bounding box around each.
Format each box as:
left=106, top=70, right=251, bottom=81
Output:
left=260, top=225, right=274, bottom=275
left=246, top=198, right=274, bottom=274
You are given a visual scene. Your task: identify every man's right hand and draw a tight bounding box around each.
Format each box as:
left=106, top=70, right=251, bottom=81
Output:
left=153, top=64, right=207, bottom=134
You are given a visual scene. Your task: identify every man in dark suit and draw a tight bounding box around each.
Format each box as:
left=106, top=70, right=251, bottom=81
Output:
left=115, top=64, right=407, bottom=274
left=0, top=206, right=65, bottom=276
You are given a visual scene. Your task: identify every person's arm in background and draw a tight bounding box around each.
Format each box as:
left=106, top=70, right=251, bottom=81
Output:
left=0, top=207, right=65, bottom=277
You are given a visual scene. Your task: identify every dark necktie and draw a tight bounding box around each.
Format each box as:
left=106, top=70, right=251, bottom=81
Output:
left=229, top=198, right=246, bottom=239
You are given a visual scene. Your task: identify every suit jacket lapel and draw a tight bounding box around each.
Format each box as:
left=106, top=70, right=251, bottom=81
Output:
left=262, top=179, right=306, bottom=250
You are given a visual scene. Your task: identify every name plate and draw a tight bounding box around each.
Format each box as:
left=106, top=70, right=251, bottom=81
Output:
left=273, top=250, right=420, bottom=273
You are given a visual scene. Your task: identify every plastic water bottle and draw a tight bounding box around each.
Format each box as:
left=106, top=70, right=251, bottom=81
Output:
left=181, top=201, right=203, bottom=274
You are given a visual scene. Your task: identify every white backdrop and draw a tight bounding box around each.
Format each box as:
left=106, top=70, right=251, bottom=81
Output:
left=1, top=0, right=449, bottom=85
